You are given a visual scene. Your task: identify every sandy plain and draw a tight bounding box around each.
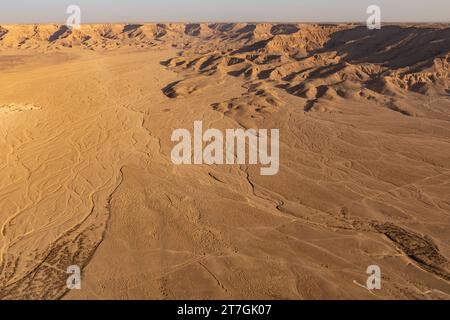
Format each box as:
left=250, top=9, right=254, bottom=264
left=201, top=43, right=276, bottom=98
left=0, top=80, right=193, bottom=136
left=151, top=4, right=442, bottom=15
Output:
left=0, top=23, right=449, bottom=299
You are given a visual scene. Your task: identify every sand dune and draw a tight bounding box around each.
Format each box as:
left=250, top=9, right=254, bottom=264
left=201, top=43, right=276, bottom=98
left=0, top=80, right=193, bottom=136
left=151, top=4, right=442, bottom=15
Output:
left=0, top=23, right=449, bottom=299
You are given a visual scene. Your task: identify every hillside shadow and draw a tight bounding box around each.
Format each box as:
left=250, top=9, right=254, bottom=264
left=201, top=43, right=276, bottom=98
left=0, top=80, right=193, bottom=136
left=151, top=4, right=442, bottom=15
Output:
left=319, top=25, right=450, bottom=68
left=123, top=24, right=143, bottom=33
left=232, top=39, right=272, bottom=54
left=49, top=26, right=70, bottom=42
left=270, top=24, right=299, bottom=35
left=185, top=24, right=201, bottom=36
left=162, top=80, right=182, bottom=98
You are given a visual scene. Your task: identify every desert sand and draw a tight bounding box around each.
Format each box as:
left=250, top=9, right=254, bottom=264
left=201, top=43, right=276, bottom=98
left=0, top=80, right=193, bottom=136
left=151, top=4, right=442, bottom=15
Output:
left=0, top=23, right=449, bottom=299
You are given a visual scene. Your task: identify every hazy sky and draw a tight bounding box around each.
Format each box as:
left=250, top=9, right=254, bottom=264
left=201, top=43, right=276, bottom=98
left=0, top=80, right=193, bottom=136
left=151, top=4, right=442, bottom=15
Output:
left=2, top=0, right=450, bottom=23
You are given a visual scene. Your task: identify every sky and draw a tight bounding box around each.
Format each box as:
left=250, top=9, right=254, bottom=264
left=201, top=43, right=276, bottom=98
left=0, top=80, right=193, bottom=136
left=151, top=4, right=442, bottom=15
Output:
left=1, top=0, right=450, bottom=24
